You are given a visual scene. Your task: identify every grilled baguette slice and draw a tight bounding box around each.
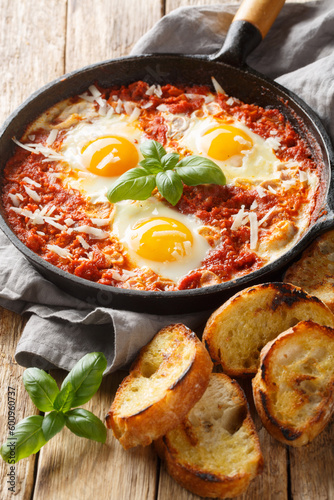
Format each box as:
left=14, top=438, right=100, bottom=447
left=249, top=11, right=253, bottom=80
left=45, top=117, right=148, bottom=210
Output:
left=252, top=320, right=334, bottom=447
left=106, top=323, right=213, bottom=449
left=155, top=373, right=263, bottom=499
left=284, top=229, right=334, bottom=313
left=203, top=282, right=334, bottom=376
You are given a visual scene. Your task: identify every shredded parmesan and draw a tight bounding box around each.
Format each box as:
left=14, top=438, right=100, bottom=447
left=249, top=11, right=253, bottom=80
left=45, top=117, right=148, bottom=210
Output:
left=8, top=194, right=20, bottom=207
left=115, top=99, right=123, bottom=114
left=129, top=106, right=141, bottom=122
left=77, top=235, right=90, bottom=250
left=23, top=177, right=41, bottom=187
left=13, top=138, right=63, bottom=162
left=258, top=206, right=276, bottom=227
left=267, top=185, right=277, bottom=194
left=46, top=129, right=58, bottom=145
left=231, top=205, right=246, bottom=230
left=265, top=136, right=281, bottom=150
left=72, top=225, right=109, bottom=239
left=88, top=84, right=101, bottom=98
left=299, top=170, right=308, bottom=183
left=24, top=186, right=41, bottom=202
left=156, top=104, right=168, bottom=112
left=47, top=244, right=72, bottom=259
left=211, top=76, right=225, bottom=95
left=90, top=218, right=110, bottom=226
left=250, top=200, right=258, bottom=210
left=248, top=212, right=258, bottom=249
left=256, top=185, right=267, bottom=198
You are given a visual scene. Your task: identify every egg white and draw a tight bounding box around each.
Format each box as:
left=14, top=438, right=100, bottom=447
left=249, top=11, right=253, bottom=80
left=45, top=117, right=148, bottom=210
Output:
left=60, top=113, right=143, bottom=203
left=112, top=198, right=211, bottom=282
left=166, top=113, right=283, bottom=184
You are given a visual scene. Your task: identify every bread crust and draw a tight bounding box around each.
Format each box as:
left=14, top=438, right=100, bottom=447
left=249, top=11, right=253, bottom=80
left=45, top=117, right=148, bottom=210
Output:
left=284, top=229, right=334, bottom=313
left=252, top=320, right=334, bottom=446
left=155, top=373, right=263, bottom=499
left=106, top=323, right=213, bottom=449
left=203, top=282, right=334, bottom=376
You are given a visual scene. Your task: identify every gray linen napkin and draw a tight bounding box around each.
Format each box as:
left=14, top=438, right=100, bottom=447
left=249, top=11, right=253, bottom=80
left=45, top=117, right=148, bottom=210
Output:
left=1, top=1, right=334, bottom=374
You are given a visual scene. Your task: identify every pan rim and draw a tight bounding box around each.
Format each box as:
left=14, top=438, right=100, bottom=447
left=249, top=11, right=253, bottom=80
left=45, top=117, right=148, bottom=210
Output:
left=0, top=53, right=333, bottom=312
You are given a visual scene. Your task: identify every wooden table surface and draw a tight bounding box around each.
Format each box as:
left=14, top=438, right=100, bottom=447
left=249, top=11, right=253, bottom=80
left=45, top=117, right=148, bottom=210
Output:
left=0, top=1, right=333, bottom=499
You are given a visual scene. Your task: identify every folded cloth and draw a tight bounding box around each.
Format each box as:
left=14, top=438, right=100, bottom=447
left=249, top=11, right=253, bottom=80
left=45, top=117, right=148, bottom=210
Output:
left=1, top=1, right=334, bottom=374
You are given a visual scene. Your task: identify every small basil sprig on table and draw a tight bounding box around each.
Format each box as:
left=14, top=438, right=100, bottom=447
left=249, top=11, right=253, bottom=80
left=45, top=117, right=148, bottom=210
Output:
left=107, top=140, right=226, bottom=206
left=0, top=352, right=107, bottom=464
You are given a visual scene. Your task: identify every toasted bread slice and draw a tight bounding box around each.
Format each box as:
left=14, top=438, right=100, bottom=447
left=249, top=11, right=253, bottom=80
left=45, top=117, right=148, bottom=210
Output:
left=202, top=282, right=334, bottom=377
left=252, top=320, right=334, bottom=447
left=155, top=373, right=263, bottom=499
left=284, top=229, right=334, bottom=313
left=106, top=323, right=213, bottom=449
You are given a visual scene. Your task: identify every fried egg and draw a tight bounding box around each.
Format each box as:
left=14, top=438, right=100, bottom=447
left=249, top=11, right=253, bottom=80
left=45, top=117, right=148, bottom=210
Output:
left=60, top=113, right=143, bottom=202
left=167, top=113, right=281, bottom=183
left=112, top=198, right=211, bottom=281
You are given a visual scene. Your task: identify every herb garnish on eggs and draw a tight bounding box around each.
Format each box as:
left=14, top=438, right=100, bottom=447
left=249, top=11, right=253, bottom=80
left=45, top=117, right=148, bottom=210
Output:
left=107, top=140, right=226, bottom=206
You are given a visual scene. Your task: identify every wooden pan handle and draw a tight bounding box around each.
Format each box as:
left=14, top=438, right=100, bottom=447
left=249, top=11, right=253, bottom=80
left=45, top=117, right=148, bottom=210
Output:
left=234, top=0, right=286, bottom=39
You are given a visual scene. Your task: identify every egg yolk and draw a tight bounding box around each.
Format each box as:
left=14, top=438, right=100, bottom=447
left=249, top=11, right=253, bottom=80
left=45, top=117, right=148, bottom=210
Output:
left=129, top=217, right=193, bottom=262
left=203, top=125, right=253, bottom=161
left=81, top=135, right=139, bottom=177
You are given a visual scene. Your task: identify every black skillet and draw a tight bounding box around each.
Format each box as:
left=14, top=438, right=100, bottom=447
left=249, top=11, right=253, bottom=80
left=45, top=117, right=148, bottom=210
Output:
left=0, top=0, right=333, bottom=315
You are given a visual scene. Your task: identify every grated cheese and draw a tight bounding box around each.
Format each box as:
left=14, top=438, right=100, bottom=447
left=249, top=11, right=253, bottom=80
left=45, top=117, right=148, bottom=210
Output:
left=72, top=225, right=109, bottom=239
left=231, top=205, right=246, bottom=230
left=47, top=244, right=72, bottom=260
left=46, top=129, right=58, bottom=145
left=8, top=193, right=20, bottom=207
left=256, top=185, right=267, bottom=198
left=24, top=186, right=41, bottom=202
left=211, top=76, right=225, bottom=95
left=23, top=177, right=41, bottom=187
left=258, top=206, right=276, bottom=227
left=248, top=212, right=258, bottom=249
left=77, top=235, right=90, bottom=250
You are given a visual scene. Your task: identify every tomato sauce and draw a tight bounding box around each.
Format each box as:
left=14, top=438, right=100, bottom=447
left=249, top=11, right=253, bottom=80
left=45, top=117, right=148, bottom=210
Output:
left=1, top=81, right=319, bottom=292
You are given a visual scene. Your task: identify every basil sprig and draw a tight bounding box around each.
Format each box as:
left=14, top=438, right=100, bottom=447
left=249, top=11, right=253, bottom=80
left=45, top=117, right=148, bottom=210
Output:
left=1, top=352, right=107, bottom=464
left=107, top=140, right=226, bottom=206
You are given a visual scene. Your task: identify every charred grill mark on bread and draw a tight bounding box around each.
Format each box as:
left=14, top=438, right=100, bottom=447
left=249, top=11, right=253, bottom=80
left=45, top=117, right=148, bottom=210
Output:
left=106, top=323, right=212, bottom=449
left=203, top=283, right=334, bottom=376
left=252, top=320, right=334, bottom=446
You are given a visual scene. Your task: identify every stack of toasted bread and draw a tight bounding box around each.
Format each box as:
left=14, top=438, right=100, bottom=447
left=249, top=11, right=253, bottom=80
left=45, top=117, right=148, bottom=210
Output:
left=106, top=282, right=334, bottom=499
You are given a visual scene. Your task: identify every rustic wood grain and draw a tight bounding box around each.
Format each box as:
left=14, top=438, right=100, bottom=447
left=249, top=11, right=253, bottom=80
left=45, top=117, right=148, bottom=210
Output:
left=289, top=417, right=334, bottom=500
left=0, top=1, right=333, bottom=500
left=32, top=370, right=159, bottom=500
left=65, top=0, right=163, bottom=72
left=0, top=0, right=67, bottom=123
left=0, top=308, right=38, bottom=500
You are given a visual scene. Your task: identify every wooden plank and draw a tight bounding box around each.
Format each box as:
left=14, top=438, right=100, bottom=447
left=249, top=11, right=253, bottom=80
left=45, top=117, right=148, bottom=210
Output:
left=0, top=308, right=39, bottom=500
left=32, top=370, right=159, bottom=500
left=289, top=418, right=334, bottom=500
left=157, top=378, right=288, bottom=500
left=0, top=0, right=67, bottom=123
left=65, top=0, right=163, bottom=72
left=0, top=1, right=65, bottom=498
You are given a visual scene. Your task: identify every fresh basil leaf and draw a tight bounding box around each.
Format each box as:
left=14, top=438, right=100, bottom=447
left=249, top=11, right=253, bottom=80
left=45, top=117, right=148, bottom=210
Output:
left=139, top=157, right=163, bottom=174
left=23, top=368, right=59, bottom=412
left=65, top=409, right=107, bottom=443
left=60, top=352, right=107, bottom=408
left=53, top=382, right=75, bottom=413
left=0, top=415, right=46, bottom=463
left=156, top=170, right=184, bottom=206
left=176, top=156, right=226, bottom=186
left=107, top=168, right=156, bottom=203
left=42, top=411, right=65, bottom=441
left=161, top=152, right=180, bottom=171
left=140, top=140, right=166, bottom=161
